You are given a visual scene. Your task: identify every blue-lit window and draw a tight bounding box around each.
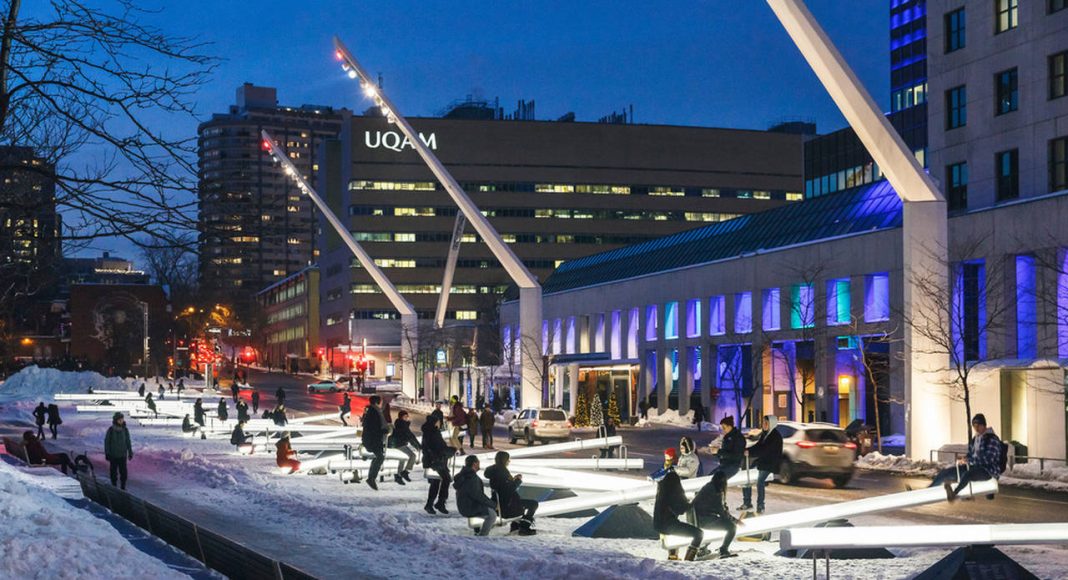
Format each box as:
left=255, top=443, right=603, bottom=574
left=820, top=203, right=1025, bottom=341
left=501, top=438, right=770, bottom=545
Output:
left=762, top=288, right=781, bottom=331
left=1058, top=253, right=1068, bottom=359
left=945, top=8, right=965, bottom=53
left=686, top=299, right=701, bottom=338
left=864, top=273, right=891, bottom=323
left=947, top=162, right=968, bottom=211
left=627, top=307, right=640, bottom=358
left=593, top=313, right=606, bottom=353
left=552, top=319, right=562, bottom=355
left=734, top=292, right=752, bottom=334
left=791, top=284, right=814, bottom=329
left=1016, top=256, right=1037, bottom=359
left=946, top=85, right=967, bottom=129
left=996, top=149, right=1020, bottom=201
left=709, top=295, right=726, bottom=336
left=645, top=305, right=658, bottom=341
left=996, top=0, right=1018, bottom=34
left=665, top=302, right=679, bottom=340
left=610, top=310, right=622, bottom=360
left=995, top=68, right=1018, bottom=115
left=541, top=320, right=549, bottom=356
left=566, top=317, right=576, bottom=354
left=953, top=261, right=986, bottom=362
left=827, top=279, right=851, bottom=326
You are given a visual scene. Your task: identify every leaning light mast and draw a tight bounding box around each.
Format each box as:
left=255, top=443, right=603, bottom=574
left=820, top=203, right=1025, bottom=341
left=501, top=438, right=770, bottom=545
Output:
left=261, top=130, right=420, bottom=398
left=333, top=36, right=544, bottom=408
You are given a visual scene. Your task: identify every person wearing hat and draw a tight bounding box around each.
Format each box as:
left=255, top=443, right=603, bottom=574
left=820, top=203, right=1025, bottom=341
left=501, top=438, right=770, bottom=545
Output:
left=104, top=412, right=133, bottom=489
left=676, top=436, right=703, bottom=479
left=928, top=413, right=1004, bottom=501
left=651, top=448, right=703, bottom=561
left=275, top=432, right=300, bottom=473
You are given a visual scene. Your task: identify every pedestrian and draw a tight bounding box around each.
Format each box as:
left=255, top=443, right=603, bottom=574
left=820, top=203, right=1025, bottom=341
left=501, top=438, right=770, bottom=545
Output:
left=230, top=422, right=252, bottom=448
left=421, top=414, right=455, bottom=515
left=692, top=400, right=705, bottom=431
left=272, top=404, right=288, bottom=427
left=652, top=448, right=703, bottom=561
left=137, top=383, right=145, bottom=397
left=692, top=471, right=740, bottom=559
left=217, top=398, right=228, bottom=422
left=453, top=455, right=497, bottom=536
left=236, top=399, right=250, bottom=423
left=145, top=393, right=158, bottom=418
left=230, top=383, right=239, bottom=403
left=275, top=432, right=300, bottom=473
left=46, top=403, right=62, bottom=439
left=251, top=390, right=260, bottom=414
left=485, top=451, right=538, bottom=535
left=275, top=386, right=286, bottom=405
left=158, top=384, right=165, bottom=400
left=428, top=400, right=445, bottom=427
left=104, top=412, right=133, bottom=489
left=677, top=436, right=703, bottom=479
left=479, top=405, right=495, bottom=449
left=177, top=378, right=185, bottom=395
left=638, top=398, right=649, bottom=421
left=32, top=402, right=46, bottom=439
left=339, top=392, right=351, bottom=426
left=23, top=431, right=75, bottom=474
left=713, top=415, right=745, bottom=481
left=361, top=395, right=391, bottom=490
left=181, top=414, right=199, bottom=437
left=599, top=417, right=618, bottom=458
left=740, top=415, right=783, bottom=513
left=193, top=398, right=205, bottom=427
left=168, top=382, right=174, bottom=394
left=449, top=396, right=467, bottom=455
left=388, top=410, right=420, bottom=484
left=929, top=413, right=1004, bottom=501
left=466, top=407, right=479, bottom=448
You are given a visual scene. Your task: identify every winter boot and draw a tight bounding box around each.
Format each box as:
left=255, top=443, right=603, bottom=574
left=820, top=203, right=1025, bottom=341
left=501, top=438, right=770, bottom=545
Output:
left=943, top=481, right=956, bottom=502
left=394, top=474, right=406, bottom=485
left=434, top=502, right=449, bottom=515
left=424, top=502, right=436, bottom=515
left=367, top=479, right=378, bottom=491
left=684, top=546, right=699, bottom=561
left=518, top=521, right=537, bottom=536
left=401, top=470, right=412, bottom=482
left=737, top=502, right=753, bottom=511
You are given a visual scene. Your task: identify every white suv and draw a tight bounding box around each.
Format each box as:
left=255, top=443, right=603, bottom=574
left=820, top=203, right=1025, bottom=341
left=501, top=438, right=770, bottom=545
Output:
left=508, top=408, right=572, bottom=445
left=774, top=421, right=856, bottom=488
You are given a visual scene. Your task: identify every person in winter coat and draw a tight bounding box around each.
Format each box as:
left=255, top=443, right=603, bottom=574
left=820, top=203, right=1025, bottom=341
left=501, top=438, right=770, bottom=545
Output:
left=236, top=399, right=250, bottom=424
left=454, top=455, right=497, bottom=536
left=421, top=414, right=455, bottom=515
left=181, top=414, right=199, bottom=437
left=692, top=400, right=706, bottom=431
left=272, top=404, right=288, bottom=426
left=449, top=396, right=467, bottom=455
left=466, top=408, right=479, bottom=448
left=339, top=392, right=351, bottom=426
left=144, top=393, right=158, bottom=418
left=274, top=387, right=286, bottom=405
left=137, top=383, right=145, bottom=397
left=692, top=471, right=740, bottom=559
left=104, top=412, right=133, bottom=489
left=217, top=398, right=228, bottom=422
left=713, top=416, right=745, bottom=480
left=485, top=451, right=537, bottom=535
left=361, top=395, right=391, bottom=490
left=479, top=405, right=495, bottom=449
left=428, top=401, right=445, bottom=427
left=677, top=436, right=703, bottom=479
left=230, top=383, right=239, bottom=403
left=638, top=399, right=650, bottom=420
left=230, top=422, right=252, bottom=447
left=652, top=448, right=703, bottom=561
left=46, top=403, right=62, bottom=439
left=251, top=390, right=260, bottom=414
left=193, top=398, right=205, bottom=427
left=33, top=402, right=47, bottom=439
left=177, top=378, right=185, bottom=395
left=929, top=413, right=1004, bottom=501
left=388, top=410, right=421, bottom=484
left=599, top=418, right=619, bottom=458
left=740, top=415, right=783, bottom=513
left=158, top=384, right=165, bottom=400
left=275, top=433, right=300, bottom=473
left=22, top=431, right=75, bottom=474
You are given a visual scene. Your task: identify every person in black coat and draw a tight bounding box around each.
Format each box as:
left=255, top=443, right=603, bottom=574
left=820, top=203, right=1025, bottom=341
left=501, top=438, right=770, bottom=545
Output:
left=713, top=415, right=745, bottom=480
left=652, top=448, right=703, bottom=561
left=428, top=401, right=445, bottom=428
left=251, top=390, right=260, bottom=414
left=274, top=387, right=286, bottom=405
left=599, top=417, right=618, bottom=458
left=230, top=422, right=251, bottom=447
left=217, top=398, right=228, bottom=422
left=360, top=395, right=391, bottom=490
left=236, top=399, right=250, bottom=424
left=145, top=393, right=158, bottom=418
left=692, top=471, right=740, bottom=559
left=181, top=414, right=199, bottom=436
left=421, top=414, right=454, bottom=515
left=479, top=406, right=495, bottom=449
left=46, top=404, right=62, bottom=439
left=33, top=402, right=47, bottom=439
left=740, top=415, right=783, bottom=513
left=388, top=410, right=421, bottom=484
left=193, top=398, right=205, bottom=427
left=453, top=455, right=497, bottom=536
left=485, top=451, right=537, bottom=535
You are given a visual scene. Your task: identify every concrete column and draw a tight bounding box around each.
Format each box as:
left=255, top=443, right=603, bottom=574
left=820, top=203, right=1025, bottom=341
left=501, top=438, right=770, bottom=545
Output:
left=400, top=313, right=418, bottom=399
left=660, top=347, right=673, bottom=414
left=679, top=345, right=694, bottom=415
left=519, top=287, right=544, bottom=409
left=578, top=315, right=591, bottom=354
left=702, top=342, right=717, bottom=411
left=568, top=363, right=580, bottom=416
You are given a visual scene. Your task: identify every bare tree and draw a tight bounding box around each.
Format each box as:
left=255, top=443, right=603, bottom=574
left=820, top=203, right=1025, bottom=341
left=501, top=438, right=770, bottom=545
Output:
left=139, top=232, right=198, bottom=306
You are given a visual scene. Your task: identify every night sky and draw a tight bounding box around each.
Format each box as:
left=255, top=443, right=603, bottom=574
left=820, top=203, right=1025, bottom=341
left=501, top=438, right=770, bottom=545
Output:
left=71, top=1, right=890, bottom=258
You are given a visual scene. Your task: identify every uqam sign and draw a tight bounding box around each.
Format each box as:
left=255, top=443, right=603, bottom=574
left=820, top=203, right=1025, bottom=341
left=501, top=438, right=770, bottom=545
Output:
left=364, top=130, right=437, bottom=152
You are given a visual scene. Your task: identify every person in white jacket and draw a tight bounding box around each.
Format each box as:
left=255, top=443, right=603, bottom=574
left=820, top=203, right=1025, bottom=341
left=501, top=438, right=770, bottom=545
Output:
left=676, top=436, right=703, bottom=479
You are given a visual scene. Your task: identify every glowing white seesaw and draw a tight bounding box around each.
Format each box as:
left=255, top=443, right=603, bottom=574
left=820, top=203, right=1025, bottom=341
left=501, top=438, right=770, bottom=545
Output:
left=507, top=457, right=645, bottom=471
left=661, top=478, right=1000, bottom=551
left=471, top=436, right=623, bottom=463
left=780, top=522, right=1068, bottom=551
left=504, top=466, right=647, bottom=492
left=56, top=393, right=143, bottom=401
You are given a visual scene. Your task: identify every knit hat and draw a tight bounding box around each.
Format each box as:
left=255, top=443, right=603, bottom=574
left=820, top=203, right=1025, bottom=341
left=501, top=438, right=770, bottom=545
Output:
left=971, top=413, right=987, bottom=426
left=113, top=412, right=124, bottom=421
left=664, top=448, right=677, bottom=460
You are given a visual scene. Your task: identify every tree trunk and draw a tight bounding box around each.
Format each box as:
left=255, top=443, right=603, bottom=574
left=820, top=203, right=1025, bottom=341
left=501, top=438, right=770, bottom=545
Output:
left=963, top=384, right=973, bottom=445
left=0, top=0, right=22, bottom=133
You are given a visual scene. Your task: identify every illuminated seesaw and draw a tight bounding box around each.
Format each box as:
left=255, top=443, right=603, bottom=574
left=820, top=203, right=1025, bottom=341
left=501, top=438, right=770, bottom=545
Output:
left=660, top=478, right=1000, bottom=551
left=471, top=436, right=623, bottom=463
left=780, top=522, right=1068, bottom=551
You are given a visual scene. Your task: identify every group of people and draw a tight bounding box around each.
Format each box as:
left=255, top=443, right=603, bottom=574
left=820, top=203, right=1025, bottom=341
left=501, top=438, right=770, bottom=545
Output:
left=32, top=402, right=63, bottom=439
left=427, top=396, right=496, bottom=455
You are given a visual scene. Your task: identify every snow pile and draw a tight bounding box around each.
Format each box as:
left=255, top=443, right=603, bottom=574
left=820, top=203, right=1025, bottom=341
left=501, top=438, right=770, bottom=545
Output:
left=0, top=366, right=131, bottom=403
left=856, top=451, right=941, bottom=476
left=0, top=462, right=185, bottom=580
left=1002, top=460, right=1068, bottom=492
left=640, top=409, right=695, bottom=428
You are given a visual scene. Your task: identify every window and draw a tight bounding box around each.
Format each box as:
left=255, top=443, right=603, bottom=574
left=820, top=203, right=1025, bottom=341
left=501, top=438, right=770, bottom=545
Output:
left=1051, top=51, right=1067, bottom=100
left=995, top=69, right=1018, bottom=115
left=946, top=86, right=967, bottom=129
left=1016, top=256, right=1037, bottom=359
left=945, top=8, right=966, bottom=52
left=627, top=307, right=639, bottom=358
left=995, top=0, right=1018, bottom=33
left=686, top=299, right=701, bottom=338
left=762, top=288, right=781, bottom=331
left=826, top=279, right=851, bottom=326
left=1050, top=0, right=1066, bottom=13
left=734, top=292, right=752, bottom=334
left=947, top=162, right=969, bottom=211
left=956, top=262, right=986, bottom=362
left=996, top=149, right=1020, bottom=201
left=664, top=302, right=679, bottom=340
left=864, top=273, right=891, bottom=323
left=645, top=305, right=658, bottom=341
left=1052, top=136, right=1068, bottom=192
left=709, top=296, right=726, bottom=336
left=790, top=284, right=814, bottom=329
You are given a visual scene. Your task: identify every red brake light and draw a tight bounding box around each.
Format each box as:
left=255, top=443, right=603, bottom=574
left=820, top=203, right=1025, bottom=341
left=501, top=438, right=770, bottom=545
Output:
left=531, top=420, right=539, bottom=428
left=844, top=442, right=857, bottom=449
left=796, top=440, right=817, bottom=449
left=261, top=139, right=271, bottom=152
left=566, top=422, right=572, bottom=428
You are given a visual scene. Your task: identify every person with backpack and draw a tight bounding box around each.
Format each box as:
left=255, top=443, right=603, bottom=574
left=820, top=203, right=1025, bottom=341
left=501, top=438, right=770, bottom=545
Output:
left=46, top=403, right=63, bottom=439
left=104, top=412, right=134, bottom=489
left=421, top=414, right=455, bottom=515
left=388, top=410, right=420, bottom=484
left=361, top=395, right=391, bottom=490
left=929, top=413, right=1004, bottom=501
left=739, top=415, right=783, bottom=514
left=32, top=402, right=47, bottom=439
left=449, top=396, right=467, bottom=455
left=453, top=455, right=497, bottom=536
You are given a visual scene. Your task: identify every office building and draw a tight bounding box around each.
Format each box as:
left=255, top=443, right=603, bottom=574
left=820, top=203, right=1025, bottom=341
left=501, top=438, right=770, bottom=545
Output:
left=257, top=266, right=320, bottom=373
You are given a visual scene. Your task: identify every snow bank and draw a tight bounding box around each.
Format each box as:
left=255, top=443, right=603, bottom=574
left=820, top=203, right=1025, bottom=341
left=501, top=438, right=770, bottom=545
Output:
left=0, top=462, right=185, bottom=580
left=0, top=366, right=132, bottom=403
left=856, top=451, right=940, bottom=476
left=641, top=409, right=694, bottom=428
left=859, top=452, right=1068, bottom=492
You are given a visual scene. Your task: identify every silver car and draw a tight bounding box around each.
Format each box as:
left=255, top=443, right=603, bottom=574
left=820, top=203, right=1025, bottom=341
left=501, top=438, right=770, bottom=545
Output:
left=508, top=408, right=572, bottom=445
left=774, top=421, right=856, bottom=488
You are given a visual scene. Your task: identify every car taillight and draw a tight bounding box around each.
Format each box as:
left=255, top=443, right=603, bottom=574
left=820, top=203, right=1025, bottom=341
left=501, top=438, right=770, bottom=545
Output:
left=796, top=440, right=817, bottom=449
left=565, top=421, right=572, bottom=428
left=531, top=420, right=539, bottom=428
left=844, top=442, right=857, bottom=449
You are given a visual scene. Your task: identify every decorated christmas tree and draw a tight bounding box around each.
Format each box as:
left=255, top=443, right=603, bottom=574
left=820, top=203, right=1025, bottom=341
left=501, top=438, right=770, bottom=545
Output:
left=574, top=391, right=589, bottom=427
left=607, top=390, right=622, bottom=425
left=589, top=392, right=604, bottom=427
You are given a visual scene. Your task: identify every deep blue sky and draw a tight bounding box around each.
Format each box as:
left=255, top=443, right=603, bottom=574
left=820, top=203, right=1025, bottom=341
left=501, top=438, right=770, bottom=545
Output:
left=79, top=1, right=890, bottom=259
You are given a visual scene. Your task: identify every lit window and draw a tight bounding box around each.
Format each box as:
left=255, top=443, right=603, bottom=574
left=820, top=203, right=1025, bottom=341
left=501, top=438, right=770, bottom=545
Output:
left=734, top=292, right=752, bottom=334
left=1051, top=51, right=1067, bottom=100
left=708, top=296, right=726, bottom=336
left=864, top=273, right=890, bottom=323
left=996, top=149, right=1020, bottom=201
left=645, top=305, right=658, bottom=341
left=995, top=0, right=1017, bottom=34
left=946, top=85, right=967, bottom=129
left=753, top=191, right=771, bottom=200
left=786, top=192, right=803, bottom=201
left=762, top=288, right=781, bottom=331
left=701, top=188, right=721, bottom=198
left=947, top=162, right=968, bottom=211
left=791, top=284, right=814, bottom=329
left=272, top=269, right=286, bottom=276
left=1016, top=256, right=1037, bottom=359
left=665, top=302, right=679, bottom=340
left=535, top=184, right=574, bottom=193
left=648, top=186, right=685, bottom=197
left=827, top=279, right=851, bottom=326
left=1052, top=136, right=1068, bottom=192
left=455, top=311, right=478, bottom=320
left=995, top=68, right=1018, bottom=115
left=502, top=234, right=516, bottom=243
left=944, top=7, right=966, bottom=53
left=349, top=180, right=435, bottom=191
left=394, top=233, right=416, bottom=242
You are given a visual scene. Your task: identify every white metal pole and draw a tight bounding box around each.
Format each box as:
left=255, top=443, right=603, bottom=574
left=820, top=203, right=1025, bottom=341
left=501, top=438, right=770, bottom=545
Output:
left=434, top=213, right=467, bottom=329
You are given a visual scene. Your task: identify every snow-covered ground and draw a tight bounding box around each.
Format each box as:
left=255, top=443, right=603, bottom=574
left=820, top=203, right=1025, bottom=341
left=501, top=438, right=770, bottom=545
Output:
left=3, top=366, right=1067, bottom=579
left=858, top=451, right=1068, bottom=493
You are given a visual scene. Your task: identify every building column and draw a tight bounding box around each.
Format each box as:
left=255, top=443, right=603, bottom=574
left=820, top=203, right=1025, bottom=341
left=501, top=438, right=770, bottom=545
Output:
left=568, top=363, right=579, bottom=416
left=660, top=347, right=673, bottom=414
left=679, top=344, right=694, bottom=416
left=518, top=287, right=544, bottom=409
left=702, top=341, right=717, bottom=412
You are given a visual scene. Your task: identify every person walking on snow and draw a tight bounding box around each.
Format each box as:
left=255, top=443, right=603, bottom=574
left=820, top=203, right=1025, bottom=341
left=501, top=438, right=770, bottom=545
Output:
left=449, top=396, right=467, bottom=455
left=104, top=412, right=133, bottom=489
left=217, top=398, right=228, bottom=422
left=339, top=392, right=351, bottom=426
left=479, top=405, right=495, bottom=449
left=46, top=403, right=62, bottom=439
left=33, top=402, right=47, bottom=439
left=274, top=386, right=286, bottom=406
left=251, top=390, right=260, bottom=414
left=137, top=383, right=145, bottom=397
left=388, top=410, right=420, bottom=485
left=652, top=448, right=703, bottom=561
left=454, top=455, right=497, bottom=536
left=740, top=415, right=783, bottom=513
left=158, top=384, right=165, bottom=400
left=361, top=395, right=391, bottom=490
left=466, top=407, right=479, bottom=448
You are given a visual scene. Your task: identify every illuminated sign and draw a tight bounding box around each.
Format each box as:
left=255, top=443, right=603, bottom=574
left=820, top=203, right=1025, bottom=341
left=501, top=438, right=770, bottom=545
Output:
left=364, top=130, right=437, bottom=152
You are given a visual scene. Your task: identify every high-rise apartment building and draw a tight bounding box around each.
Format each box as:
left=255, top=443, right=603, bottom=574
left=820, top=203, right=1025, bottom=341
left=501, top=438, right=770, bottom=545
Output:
left=0, top=146, right=61, bottom=296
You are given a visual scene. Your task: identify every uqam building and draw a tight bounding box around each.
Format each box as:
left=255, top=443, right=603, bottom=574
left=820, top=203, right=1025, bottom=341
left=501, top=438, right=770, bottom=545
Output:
left=504, top=0, right=1068, bottom=461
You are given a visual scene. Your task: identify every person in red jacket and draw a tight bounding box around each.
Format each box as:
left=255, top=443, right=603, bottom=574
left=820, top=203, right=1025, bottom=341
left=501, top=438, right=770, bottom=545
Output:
left=22, top=431, right=75, bottom=474
left=275, top=432, right=300, bottom=473
left=449, top=395, right=468, bottom=455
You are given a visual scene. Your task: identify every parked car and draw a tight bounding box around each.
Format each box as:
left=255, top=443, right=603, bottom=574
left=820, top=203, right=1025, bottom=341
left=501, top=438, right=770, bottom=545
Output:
left=774, top=421, right=856, bottom=488
left=306, top=379, right=340, bottom=393
left=508, top=408, right=572, bottom=445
